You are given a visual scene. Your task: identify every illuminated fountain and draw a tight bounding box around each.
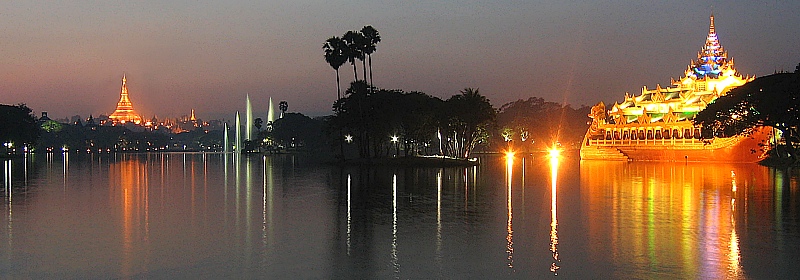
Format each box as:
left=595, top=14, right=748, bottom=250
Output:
left=246, top=94, right=253, bottom=141
left=223, top=122, right=230, bottom=154
left=235, top=111, right=242, bottom=153
left=267, top=97, right=275, bottom=124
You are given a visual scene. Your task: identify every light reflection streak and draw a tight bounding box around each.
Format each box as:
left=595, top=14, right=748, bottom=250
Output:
left=245, top=158, right=253, bottom=262
left=223, top=153, right=229, bottom=225
left=436, top=169, right=442, bottom=266
left=116, top=158, right=150, bottom=277
left=262, top=156, right=267, bottom=263
left=5, top=160, right=13, bottom=261
left=63, top=151, right=68, bottom=190
left=505, top=153, right=514, bottom=270
left=391, top=174, right=399, bottom=277
left=549, top=155, right=560, bottom=275
left=464, top=168, right=468, bottom=212
left=728, top=170, right=742, bottom=278
left=347, top=174, right=351, bottom=256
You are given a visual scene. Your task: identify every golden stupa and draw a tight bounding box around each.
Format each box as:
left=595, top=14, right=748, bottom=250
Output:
left=108, top=74, right=143, bottom=124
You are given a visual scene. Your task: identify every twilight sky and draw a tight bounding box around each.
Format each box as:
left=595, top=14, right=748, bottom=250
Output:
left=1, top=1, right=798, bottom=120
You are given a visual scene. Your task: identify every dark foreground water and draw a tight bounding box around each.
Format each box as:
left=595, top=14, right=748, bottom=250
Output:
left=1, top=152, right=799, bottom=279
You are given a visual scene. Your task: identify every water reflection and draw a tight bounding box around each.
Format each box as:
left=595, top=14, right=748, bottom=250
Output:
left=549, top=155, right=560, bottom=275
left=505, top=153, right=514, bottom=270
left=109, top=156, right=150, bottom=276
left=391, top=173, right=400, bottom=277
left=0, top=153, right=797, bottom=278
left=4, top=159, right=12, bottom=263
left=579, top=161, right=771, bottom=278
left=347, top=173, right=352, bottom=256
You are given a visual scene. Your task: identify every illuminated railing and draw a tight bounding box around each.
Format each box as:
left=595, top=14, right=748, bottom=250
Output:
left=587, top=133, right=741, bottom=148
left=588, top=137, right=707, bottom=147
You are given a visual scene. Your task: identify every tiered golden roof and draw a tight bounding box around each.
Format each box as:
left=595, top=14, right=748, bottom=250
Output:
left=109, top=74, right=143, bottom=124
left=607, top=13, right=752, bottom=125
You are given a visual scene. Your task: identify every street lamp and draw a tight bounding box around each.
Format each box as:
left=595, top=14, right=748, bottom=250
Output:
left=345, top=134, right=353, bottom=143
left=437, top=129, right=442, bottom=156
left=391, top=135, right=399, bottom=157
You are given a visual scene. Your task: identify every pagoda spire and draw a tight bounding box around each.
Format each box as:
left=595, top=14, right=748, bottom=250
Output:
left=709, top=12, right=715, bottom=35
left=687, top=12, right=730, bottom=79
left=109, top=73, right=143, bottom=124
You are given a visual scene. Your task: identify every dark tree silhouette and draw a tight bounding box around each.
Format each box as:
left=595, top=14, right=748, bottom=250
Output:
left=254, top=117, right=263, bottom=132
left=278, top=101, right=288, bottom=118
left=0, top=104, right=39, bottom=153
left=342, top=30, right=365, bottom=82
left=360, top=26, right=381, bottom=87
left=694, top=72, right=800, bottom=162
left=323, top=36, right=348, bottom=100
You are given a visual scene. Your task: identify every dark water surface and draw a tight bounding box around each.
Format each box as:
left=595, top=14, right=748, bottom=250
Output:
left=1, top=152, right=799, bottom=279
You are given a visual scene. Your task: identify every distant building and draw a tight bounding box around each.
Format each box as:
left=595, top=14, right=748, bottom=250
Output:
left=108, top=74, right=143, bottom=124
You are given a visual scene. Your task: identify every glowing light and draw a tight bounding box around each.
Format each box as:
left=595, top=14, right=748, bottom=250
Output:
left=344, top=134, right=353, bottom=143
left=391, top=135, right=399, bottom=143
left=548, top=147, right=561, bottom=158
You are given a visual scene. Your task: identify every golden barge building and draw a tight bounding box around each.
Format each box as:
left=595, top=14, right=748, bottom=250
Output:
left=580, top=14, right=770, bottom=162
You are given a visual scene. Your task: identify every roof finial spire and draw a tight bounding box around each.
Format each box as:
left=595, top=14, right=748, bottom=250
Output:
left=709, top=9, right=715, bottom=35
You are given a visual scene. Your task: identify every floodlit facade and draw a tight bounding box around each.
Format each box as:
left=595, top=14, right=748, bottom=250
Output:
left=108, top=74, right=143, bottom=124
left=581, top=14, right=769, bottom=162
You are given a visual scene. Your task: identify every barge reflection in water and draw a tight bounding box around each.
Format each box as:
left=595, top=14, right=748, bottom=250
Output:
left=0, top=152, right=798, bottom=278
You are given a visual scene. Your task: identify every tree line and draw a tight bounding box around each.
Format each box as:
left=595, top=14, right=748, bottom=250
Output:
left=329, top=81, right=495, bottom=159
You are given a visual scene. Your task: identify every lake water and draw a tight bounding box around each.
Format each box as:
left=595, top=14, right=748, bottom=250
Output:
left=1, top=152, right=799, bottom=279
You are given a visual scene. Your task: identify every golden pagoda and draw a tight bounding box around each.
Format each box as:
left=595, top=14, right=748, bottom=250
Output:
left=108, top=74, right=143, bottom=124
left=580, top=13, right=770, bottom=162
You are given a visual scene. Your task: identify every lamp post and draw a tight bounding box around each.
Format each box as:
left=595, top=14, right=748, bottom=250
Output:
left=391, top=135, right=399, bottom=157
left=437, top=129, right=442, bottom=156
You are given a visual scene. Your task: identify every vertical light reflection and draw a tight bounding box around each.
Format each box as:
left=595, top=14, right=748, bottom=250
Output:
left=224, top=153, right=229, bottom=225
left=549, top=155, right=560, bottom=275
left=347, top=174, right=352, bottom=256
left=235, top=153, right=241, bottom=229
left=4, top=159, right=12, bottom=261
left=62, top=151, right=68, bottom=189
left=436, top=169, right=443, bottom=265
left=190, top=156, right=196, bottom=218
left=727, top=170, right=742, bottom=278
left=463, top=168, right=468, bottom=211
left=116, top=159, right=149, bottom=277
left=391, top=174, right=399, bottom=277
left=245, top=158, right=253, bottom=261
left=265, top=156, right=274, bottom=252
left=262, top=156, right=267, bottom=263
left=505, top=153, right=514, bottom=270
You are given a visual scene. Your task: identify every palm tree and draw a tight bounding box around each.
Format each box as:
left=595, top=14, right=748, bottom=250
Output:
left=278, top=101, right=288, bottom=119
left=342, top=30, right=365, bottom=82
left=323, top=36, right=348, bottom=100
left=254, top=117, right=263, bottom=132
left=360, top=26, right=381, bottom=87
